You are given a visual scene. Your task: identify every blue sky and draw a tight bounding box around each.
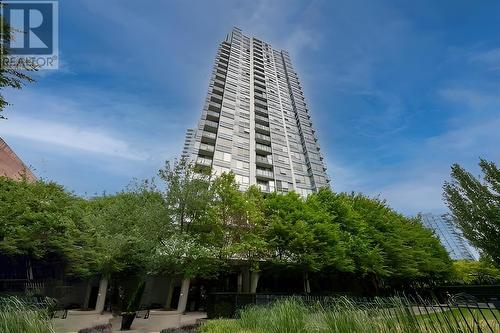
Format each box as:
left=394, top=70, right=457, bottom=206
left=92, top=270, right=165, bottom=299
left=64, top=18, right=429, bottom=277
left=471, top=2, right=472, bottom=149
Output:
left=1, top=0, right=499, bottom=214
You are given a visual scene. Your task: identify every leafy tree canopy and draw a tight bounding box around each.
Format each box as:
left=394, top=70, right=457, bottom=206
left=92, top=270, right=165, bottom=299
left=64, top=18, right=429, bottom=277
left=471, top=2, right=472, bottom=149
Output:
left=0, top=14, right=34, bottom=118
left=444, top=159, right=500, bottom=266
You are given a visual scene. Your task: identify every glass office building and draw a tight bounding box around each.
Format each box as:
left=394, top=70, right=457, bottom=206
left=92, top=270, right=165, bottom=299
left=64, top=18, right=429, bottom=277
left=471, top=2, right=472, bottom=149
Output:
left=183, top=28, right=329, bottom=195
left=421, top=213, right=479, bottom=260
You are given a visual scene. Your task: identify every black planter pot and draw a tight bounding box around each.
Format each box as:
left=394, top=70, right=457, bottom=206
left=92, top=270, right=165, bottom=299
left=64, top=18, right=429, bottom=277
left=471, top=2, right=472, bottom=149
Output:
left=120, top=313, right=136, bottom=331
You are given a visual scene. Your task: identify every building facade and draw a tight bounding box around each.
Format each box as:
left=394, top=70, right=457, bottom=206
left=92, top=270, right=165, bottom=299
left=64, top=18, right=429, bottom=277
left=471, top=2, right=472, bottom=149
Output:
left=421, top=213, right=479, bottom=260
left=183, top=28, right=329, bottom=196
left=0, top=137, right=36, bottom=181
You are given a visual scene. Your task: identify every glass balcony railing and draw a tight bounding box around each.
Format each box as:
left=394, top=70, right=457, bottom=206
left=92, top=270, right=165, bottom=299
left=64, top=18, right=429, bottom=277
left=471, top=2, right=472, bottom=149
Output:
left=201, top=131, right=217, bottom=143
left=258, top=183, right=270, bottom=193
left=255, top=115, right=269, bottom=125
left=204, top=120, right=218, bottom=132
left=256, top=155, right=272, bottom=166
left=255, top=143, right=272, bottom=154
left=256, top=168, right=274, bottom=179
left=255, top=133, right=271, bottom=143
left=255, top=106, right=268, bottom=116
left=199, top=143, right=215, bottom=154
left=196, top=157, right=212, bottom=166
left=206, top=110, right=220, bottom=121
left=255, top=123, right=270, bottom=134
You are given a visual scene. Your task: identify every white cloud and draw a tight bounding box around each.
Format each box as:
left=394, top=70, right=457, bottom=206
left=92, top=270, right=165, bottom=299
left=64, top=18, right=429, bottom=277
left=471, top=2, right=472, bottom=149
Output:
left=374, top=176, right=446, bottom=215
left=470, top=48, right=500, bottom=70
left=439, top=88, right=500, bottom=112
left=427, top=116, right=500, bottom=152
left=0, top=115, right=147, bottom=160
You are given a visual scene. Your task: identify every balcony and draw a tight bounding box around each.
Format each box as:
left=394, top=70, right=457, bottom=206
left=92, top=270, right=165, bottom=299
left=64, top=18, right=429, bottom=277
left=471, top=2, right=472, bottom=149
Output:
left=212, top=86, right=224, bottom=96
left=255, top=123, right=270, bottom=134
left=206, top=110, right=220, bottom=121
left=255, top=133, right=271, bottom=144
left=201, top=131, right=217, bottom=144
left=256, top=168, right=274, bottom=180
left=255, top=106, right=268, bottom=117
left=255, top=81, right=266, bottom=90
left=255, top=143, right=272, bottom=155
left=199, top=143, right=215, bottom=156
left=204, top=120, right=219, bottom=133
left=196, top=157, right=212, bottom=167
left=255, top=115, right=269, bottom=125
left=256, top=155, right=273, bottom=168
left=210, top=95, right=223, bottom=104
left=208, top=101, right=221, bottom=112
left=257, top=182, right=270, bottom=193
left=254, top=99, right=268, bottom=109
left=254, top=94, right=267, bottom=104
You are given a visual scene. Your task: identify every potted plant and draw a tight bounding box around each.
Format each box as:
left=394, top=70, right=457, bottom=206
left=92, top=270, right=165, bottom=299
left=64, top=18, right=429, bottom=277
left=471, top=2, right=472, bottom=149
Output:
left=120, top=281, right=146, bottom=330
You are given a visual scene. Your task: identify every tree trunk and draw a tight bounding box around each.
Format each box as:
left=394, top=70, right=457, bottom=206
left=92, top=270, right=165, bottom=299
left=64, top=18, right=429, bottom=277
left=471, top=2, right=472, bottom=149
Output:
left=95, top=277, right=108, bottom=313
left=177, top=278, right=190, bottom=313
left=250, top=271, right=260, bottom=293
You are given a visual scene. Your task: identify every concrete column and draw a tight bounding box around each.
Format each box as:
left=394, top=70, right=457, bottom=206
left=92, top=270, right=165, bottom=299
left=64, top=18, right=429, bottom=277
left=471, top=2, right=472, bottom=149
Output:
left=177, top=278, right=190, bottom=313
left=83, top=279, right=92, bottom=309
left=237, top=272, right=243, bottom=293
left=95, top=277, right=108, bottom=313
left=303, top=272, right=311, bottom=294
left=250, top=271, right=260, bottom=293
left=242, top=268, right=250, bottom=293
left=165, top=278, right=174, bottom=310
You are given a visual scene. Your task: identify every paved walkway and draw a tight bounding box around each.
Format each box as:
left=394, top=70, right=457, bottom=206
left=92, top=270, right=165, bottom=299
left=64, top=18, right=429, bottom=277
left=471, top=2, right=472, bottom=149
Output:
left=53, top=311, right=207, bottom=333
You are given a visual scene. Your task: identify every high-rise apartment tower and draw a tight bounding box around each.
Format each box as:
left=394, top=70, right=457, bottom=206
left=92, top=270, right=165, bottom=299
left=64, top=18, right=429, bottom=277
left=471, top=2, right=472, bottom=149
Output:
left=183, top=28, right=329, bottom=196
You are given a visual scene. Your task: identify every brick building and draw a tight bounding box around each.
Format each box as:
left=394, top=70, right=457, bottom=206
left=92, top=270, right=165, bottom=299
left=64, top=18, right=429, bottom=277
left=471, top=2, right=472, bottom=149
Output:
left=0, top=137, right=36, bottom=181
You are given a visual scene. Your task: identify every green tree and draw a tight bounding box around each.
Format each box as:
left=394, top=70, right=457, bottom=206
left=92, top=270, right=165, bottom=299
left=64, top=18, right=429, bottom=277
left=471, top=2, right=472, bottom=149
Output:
left=153, top=157, right=217, bottom=277
left=309, top=188, right=452, bottom=289
left=0, top=177, right=95, bottom=276
left=158, top=157, right=212, bottom=232
left=209, top=173, right=267, bottom=268
left=444, top=159, right=500, bottom=266
left=83, top=181, right=168, bottom=311
left=84, top=181, right=168, bottom=277
left=452, top=259, right=500, bottom=285
left=153, top=159, right=219, bottom=311
left=264, top=191, right=352, bottom=293
left=0, top=14, right=34, bottom=118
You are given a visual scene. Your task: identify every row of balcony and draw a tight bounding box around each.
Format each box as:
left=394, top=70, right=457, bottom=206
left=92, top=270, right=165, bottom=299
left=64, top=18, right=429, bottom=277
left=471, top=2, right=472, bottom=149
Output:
left=255, top=123, right=270, bottom=134
left=204, top=120, right=219, bottom=133
left=207, top=110, right=220, bottom=121
left=256, top=168, right=274, bottom=180
left=255, top=106, right=268, bottom=117
left=196, top=156, right=212, bottom=167
left=255, top=132, right=271, bottom=144
left=255, top=143, right=272, bottom=155
left=199, top=142, right=215, bottom=155
left=256, top=155, right=272, bottom=168
left=201, top=131, right=217, bottom=144
left=255, top=114, right=269, bottom=125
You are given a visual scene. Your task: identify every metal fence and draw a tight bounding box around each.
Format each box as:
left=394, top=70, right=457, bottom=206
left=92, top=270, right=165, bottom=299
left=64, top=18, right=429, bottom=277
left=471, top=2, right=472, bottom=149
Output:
left=207, top=293, right=500, bottom=332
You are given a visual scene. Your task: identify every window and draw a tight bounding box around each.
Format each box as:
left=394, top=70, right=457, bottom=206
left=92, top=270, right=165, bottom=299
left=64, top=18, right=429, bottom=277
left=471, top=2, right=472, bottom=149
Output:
left=235, top=174, right=250, bottom=184
left=236, top=160, right=249, bottom=170
left=215, top=151, right=231, bottom=162
left=213, top=166, right=231, bottom=176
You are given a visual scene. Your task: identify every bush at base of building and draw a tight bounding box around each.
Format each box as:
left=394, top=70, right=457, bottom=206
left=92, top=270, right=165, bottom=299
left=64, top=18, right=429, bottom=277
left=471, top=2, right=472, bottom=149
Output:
left=452, top=259, right=500, bottom=285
